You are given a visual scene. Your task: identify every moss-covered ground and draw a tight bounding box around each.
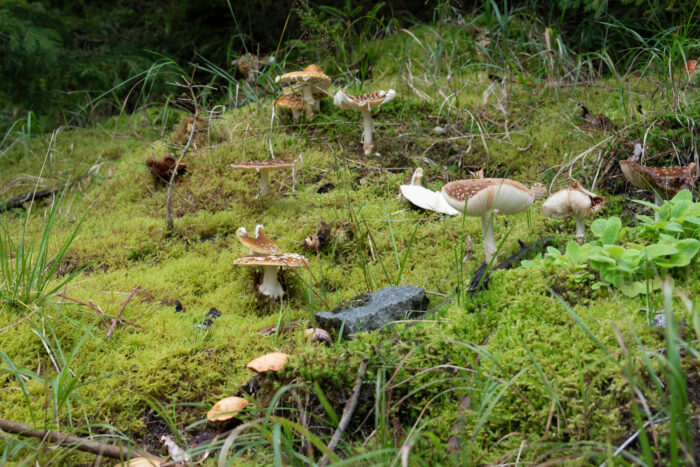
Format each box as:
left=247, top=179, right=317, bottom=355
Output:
left=1, top=22, right=698, bottom=465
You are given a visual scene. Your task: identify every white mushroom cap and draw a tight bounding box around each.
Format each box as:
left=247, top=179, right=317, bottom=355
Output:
left=333, top=89, right=396, bottom=112
left=399, top=185, right=460, bottom=215
left=112, top=458, right=161, bottom=467
left=441, top=178, right=535, bottom=216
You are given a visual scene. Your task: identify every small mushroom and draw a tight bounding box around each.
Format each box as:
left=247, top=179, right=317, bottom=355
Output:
left=207, top=396, right=249, bottom=422
left=305, top=328, right=332, bottom=345
left=620, top=144, right=697, bottom=219
left=237, top=225, right=278, bottom=255
left=247, top=352, right=289, bottom=373
left=397, top=167, right=424, bottom=203
left=112, top=458, right=161, bottom=467
left=229, top=160, right=295, bottom=196
left=275, top=93, right=305, bottom=121
left=146, top=156, right=187, bottom=183
left=442, top=178, right=544, bottom=262
left=333, top=89, right=396, bottom=155
left=233, top=253, right=309, bottom=299
left=540, top=181, right=605, bottom=243
left=275, top=66, right=331, bottom=118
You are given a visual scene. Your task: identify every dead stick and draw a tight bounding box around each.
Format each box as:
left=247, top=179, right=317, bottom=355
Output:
left=61, top=295, right=144, bottom=330
left=107, top=285, right=140, bottom=338
left=0, top=417, right=162, bottom=461
left=319, top=359, right=368, bottom=467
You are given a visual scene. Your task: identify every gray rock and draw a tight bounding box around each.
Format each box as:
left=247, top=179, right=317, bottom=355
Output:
left=315, top=286, right=428, bottom=338
left=652, top=312, right=665, bottom=329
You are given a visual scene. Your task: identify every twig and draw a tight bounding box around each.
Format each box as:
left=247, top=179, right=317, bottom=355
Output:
left=0, top=417, right=162, bottom=462
left=319, top=359, right=369, bottom=467
left=60, top=295, right=144, bottom=331
left=106, top=285, right=141, bottom=338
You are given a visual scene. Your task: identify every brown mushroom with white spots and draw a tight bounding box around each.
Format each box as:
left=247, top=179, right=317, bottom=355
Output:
left=442, top=179, right=546, bottom=262
left=541, top=181, right=605, bottom=244
left=275, top=93, right=305, bottom=121
left=230, top=160, right=295, bottom=196
left=275, top=66, right=331, bottom=118
left=233, top=253, right=309, bottom=299
left=333, top=89, right=396, bottom=155
left=207, top=396, right=249, bottom=423
left=620, top=144, right=697, bottom=219
left=247, top=352, right=289, bottom=373
left=237, top=224, right=278, bottom=255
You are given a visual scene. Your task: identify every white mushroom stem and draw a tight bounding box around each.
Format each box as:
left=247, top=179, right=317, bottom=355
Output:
left=313, top=98, right=321, bottom=113
left=291, top=108, right=300, bottom=121
left=481, top=212, right=497, bottom=263
left=302, top=87, right=315, bottom=119
left=259, top=170, right=270, bottom=196
left=361, top=109, right=374, bottom=155
left=575, top=216, right=586, bottom=244
left=259, top=265, right=284, bottom=299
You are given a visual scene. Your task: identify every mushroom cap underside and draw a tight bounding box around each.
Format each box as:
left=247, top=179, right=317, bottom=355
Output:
left=230, top=161, right=295, bottom=170
left=399, top=185, right=460, bottom=215
left=441, top=178, right=535, bottom=215
left=233, top=253, right=309, bottom=268
left=541, top=181, right=605, bottom=219
left=620, top=160, right=697, bottom=198
left=333, top=89, right=396, bottom=111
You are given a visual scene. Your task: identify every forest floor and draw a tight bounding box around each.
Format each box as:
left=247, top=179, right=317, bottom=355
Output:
left=1, top=21, right=699, bottom=466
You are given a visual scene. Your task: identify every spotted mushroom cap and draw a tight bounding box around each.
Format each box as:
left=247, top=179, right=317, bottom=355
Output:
left=246, top=352, right=289, bottom=373
left=441, top=178, right=535, bottom=216
left=236, top=226, right=278, bottom=255
left=541, top=181, right=605, bottom=219
left=230, top=160, right=295, bottom=171
left=112, top=458, right=162, bottom=467
left=275, top=68, right=331, bottom=87
left=207, top=396, right=249, bottom=422
left=619, top=160, right=697, bottom=199
left=233, top=253, right=309, bottom=269
left=275, top=93, right=304, bottom=110
left=333, top=89, right=396, bottom=112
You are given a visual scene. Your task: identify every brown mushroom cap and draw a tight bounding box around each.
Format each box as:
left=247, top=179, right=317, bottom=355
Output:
left=619, top=160, right=697, bottom=199
left=334, top=89, right=396, bottom=111
left=275, top=93, right=305, bottom=110
left=275, top=68, right=331, bottom=87
left=232, top=253, right=309, bottom=268
left=441, top=178, right=535, bottom=216
left=229, top=160, right=295, bottom=171
left=305, top=328, right=332, bottom=345
left=541, top=181, right=605, bottom=219
left=207, top=396, right=249, bottom=422
left=237, top=226, right=278, bottom=255
left=246, top=352, right=289, bottom=373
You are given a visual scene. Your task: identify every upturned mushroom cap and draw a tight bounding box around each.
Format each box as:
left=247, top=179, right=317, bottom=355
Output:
left=113, top=458, right=161, bottom=467
left=246, top=352, right=289, bottom=373
left=619, top=159, right=697, bottom=200
left=333, top=89, right=396, bottom=112
left=207, top=396, right=249, bottom=422
left=232, top=253, right=309, bottom=269
left=441, top=178, right=535, bottom=216
left=275, top=93, right=305, bottom=110
left=230, top=160, right=295, bottom=171
left=275, top=68, right=331, bottom=87
left=541, top=181, right=605, bottom=219
left=305, top=328, right=332, bottom=345
left=237, top=226, right=278, bottom=255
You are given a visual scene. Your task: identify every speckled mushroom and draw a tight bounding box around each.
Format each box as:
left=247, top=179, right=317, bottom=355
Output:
left=237, top=225, right=278, bottom=255
left=275, top=66, right=331, bottom=118
left=442, top=178, right=545, bottom=262
left=541, top=181, right=605, bottom=243
left=275, top=93, right=305, bottom=121
left=233, top=253, right=309, bottom=299
left=333, top=89, right=396, bottom=155
left=230, top=160, right=295, bottom=196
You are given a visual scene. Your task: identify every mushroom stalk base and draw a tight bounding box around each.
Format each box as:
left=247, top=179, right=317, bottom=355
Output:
left=291, top=108, right=300, bottom=121
left=362, top=110, right=374, bottom=155
left=575, top=216, right=585, bottom=244
left=259, top=265, right=284, bottom=299
left=259, top=170, right=270, bottom=196
left=481, top=213, right=497, bottom=263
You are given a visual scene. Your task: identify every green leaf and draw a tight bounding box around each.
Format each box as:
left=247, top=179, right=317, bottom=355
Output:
left=620, top=281, right=647, bottom=297
left=603, top=245, right=626, bottom=260
left=644, top=243, right=678, bottom=259
left=662, top=222, right=684, bottom=233
left=589, top=253, right=615, bottom=264
left=601, top=217, right=622, bottom=245
left=565, top=241, right=581, bottom=265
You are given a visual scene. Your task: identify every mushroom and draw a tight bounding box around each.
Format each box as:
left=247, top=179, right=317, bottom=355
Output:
left=113, top=458, right=161, bottom=467
left=207, top=396, right=249, bottom=422
left=229, top=160, right=295, bottom=196
left=237, top=224, right=278, bottom=255
left=620, top=144, right=697, bottom=219
left=275, top=66, right=331, bottom=119
left=146, top=155, right=187, bottom=183
left=540, top=181, right=605, bottom=243
left=274, top=93, right=305, bottom=121
left=233, top=253, right=309, bottom=299
left=304, top=65, right=331, bottom=113
left=333, top=89, right=396, bottom=155
left=397, top=167, right=423, bottom=203
left=247, top=352, right=289, bottom=373
left=305, top=328, right=332, bottom=345
left=442, top=178, right=545, bottom=262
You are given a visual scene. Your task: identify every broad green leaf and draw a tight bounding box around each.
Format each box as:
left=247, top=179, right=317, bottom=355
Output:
left=590, top=253, right=615, bottom=264
left=565, top=241, right=581, bottom=264
left=601, top=217, right=622, bottom=245
left=604, top=245, right=626, bottom=260
left=644, top=244, right=678, bottom=259
left=662, top=222, right=684, bottom=233
left=620, top=281, right=647, bottom=297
